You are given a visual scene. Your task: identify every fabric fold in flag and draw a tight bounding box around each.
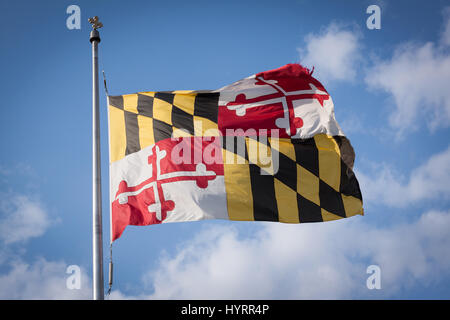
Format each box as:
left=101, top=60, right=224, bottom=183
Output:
left=108, top=63, right=363, bottom=241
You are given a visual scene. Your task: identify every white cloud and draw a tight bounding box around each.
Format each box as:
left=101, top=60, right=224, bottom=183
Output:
left=298, top=23, right=361, bottom=83
left=357, top=145, right=450, bottom=207
left=365, top=12, right=450, bottom=136
left=0, top=195, right=53, bottom=244
left=0, top=258, right=90, bottom=299
left=338, top=112, right=366, bottom=135
left=0, top=169, right=90, bottom=299
left=0, top=193, right=91, bottom=299
left=122, top=209, right=450, bottom=299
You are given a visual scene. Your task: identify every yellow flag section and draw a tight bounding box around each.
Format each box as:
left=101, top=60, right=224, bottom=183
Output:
left=107, top=91, right=220, bottom=164
left=222, top=134, right=363, bottom=224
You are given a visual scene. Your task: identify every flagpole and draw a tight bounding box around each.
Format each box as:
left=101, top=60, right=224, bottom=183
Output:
left=89, top=16, right=104, bottom=300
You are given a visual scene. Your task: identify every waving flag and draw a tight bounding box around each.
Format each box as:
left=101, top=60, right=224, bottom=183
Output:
left=108, top=64, right=363, bottom=241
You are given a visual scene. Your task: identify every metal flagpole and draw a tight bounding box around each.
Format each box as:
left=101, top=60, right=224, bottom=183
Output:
left=89, top=16, right=104, bottom=300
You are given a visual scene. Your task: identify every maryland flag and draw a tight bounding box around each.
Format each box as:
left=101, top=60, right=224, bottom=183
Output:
left=108, top=64, right=363, bottom=241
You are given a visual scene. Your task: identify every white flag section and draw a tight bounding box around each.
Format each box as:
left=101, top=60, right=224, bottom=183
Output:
left=215, top=65, right=344, bottom=139
left=110, top=141, right=228, bottom=227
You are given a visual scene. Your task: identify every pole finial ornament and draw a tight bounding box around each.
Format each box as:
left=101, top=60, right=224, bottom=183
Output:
left=88, top=16, right=103, bottom=30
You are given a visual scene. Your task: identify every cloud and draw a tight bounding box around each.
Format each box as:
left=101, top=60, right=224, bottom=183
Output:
left=108, top=290, right=146, bottom=300
left=357, top=145, right=450, bottom=207
left=298, top=23, right=361, bottom=83
left=365, top=12, right=450, bottom=136
left=338, top=112, right=366, bottom=135
left=0, top=195, right=91, bottom=299
left=0, top=168, right=90, bottom=299
left=0, top=258, right=91, bottom=299
left=125, top=209, right=450, bottom=299
left=0, top=194, right=53, bottom=244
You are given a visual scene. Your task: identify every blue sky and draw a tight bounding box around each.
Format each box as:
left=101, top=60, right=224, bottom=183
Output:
left=0, top=0, right=450, bottom=299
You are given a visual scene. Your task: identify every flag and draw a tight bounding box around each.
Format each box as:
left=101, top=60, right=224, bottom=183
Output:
left=108, top=64, right=363, bottom=241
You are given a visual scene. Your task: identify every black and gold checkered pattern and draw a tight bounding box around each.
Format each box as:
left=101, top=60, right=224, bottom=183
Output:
left=108, top=91, right=220, bottom=163
left=222, top=134, right=363, bottom=223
